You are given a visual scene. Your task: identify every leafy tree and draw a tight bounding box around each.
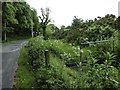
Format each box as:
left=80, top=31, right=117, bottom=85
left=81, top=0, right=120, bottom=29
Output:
left=13, top=2, right=32, bottom=36
left=2, top=1, right=41, bottom=41
left=31, top=8, right=39, bottom=37
left=65, top=16, right=84, bottom=44
left=2, top=2, right=18, bottom=41
left=48, top=24, right=58, bottom=33
left=60, top=25, right=65, bottom=31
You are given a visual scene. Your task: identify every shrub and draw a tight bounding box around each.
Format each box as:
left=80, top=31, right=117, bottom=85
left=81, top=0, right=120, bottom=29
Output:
left=84, top=52, right=119, bottom=89
left=26, top=36, right=80, bottom=67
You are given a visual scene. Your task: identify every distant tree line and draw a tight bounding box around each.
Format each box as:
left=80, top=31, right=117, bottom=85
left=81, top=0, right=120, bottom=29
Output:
left=52, top=14, right=120, bottom=45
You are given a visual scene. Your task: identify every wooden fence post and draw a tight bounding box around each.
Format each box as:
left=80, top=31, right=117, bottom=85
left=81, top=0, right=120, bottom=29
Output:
left=45, top=50, right=49, bottom=66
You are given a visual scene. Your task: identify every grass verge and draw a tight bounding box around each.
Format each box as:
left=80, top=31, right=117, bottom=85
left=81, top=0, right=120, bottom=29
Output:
left=14, top=47, right=35, bottom=88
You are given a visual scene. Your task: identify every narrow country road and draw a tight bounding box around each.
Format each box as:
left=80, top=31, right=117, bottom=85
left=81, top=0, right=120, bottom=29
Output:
left=0, top=40, right=28, bottom=89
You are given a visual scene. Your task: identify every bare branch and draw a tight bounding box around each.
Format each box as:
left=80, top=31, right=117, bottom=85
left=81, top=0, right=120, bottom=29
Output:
left=39, top=8, right=51, bottom=25
left=39, top=16, right=43, bottom=23
left=41, top=8, right=45, bottom=21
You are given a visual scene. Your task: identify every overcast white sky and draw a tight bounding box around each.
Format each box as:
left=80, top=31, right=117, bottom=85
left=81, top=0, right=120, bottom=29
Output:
left=26, top=0, right=119, bottom=28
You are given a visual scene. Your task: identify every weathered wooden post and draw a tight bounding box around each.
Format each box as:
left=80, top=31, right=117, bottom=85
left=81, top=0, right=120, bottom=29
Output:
left=45, top=50, right=49, bottom=66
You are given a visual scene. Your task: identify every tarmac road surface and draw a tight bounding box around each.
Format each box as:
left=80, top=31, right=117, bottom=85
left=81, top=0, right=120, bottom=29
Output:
left=0, top=40, right=28, bottom=89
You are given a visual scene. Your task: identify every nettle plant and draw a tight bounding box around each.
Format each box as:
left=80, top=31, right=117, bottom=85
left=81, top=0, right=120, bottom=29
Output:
left=85, top=51, right=119, bottom=89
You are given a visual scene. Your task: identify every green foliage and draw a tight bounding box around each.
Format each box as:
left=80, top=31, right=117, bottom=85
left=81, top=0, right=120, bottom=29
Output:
left=84, top=54, right=119, bottom=89
left=26, top=36, right=80, bottom=67
left=2, top=2, right=18, bottom=26
left=31, top=9, right=39, bottom=32
left=53, top=14, right=117, bottom=45
left=46, top=24, right=54, bottom=37
left=11, top=3, right=119, bottom=88
left=2, top=2, right=40, bottom=41
left=2, top=1, right=18, bottom=42
left=18, top=36, right=119, bottom=89
left=13, top=2, right=33, bottom=33
left=14, top=48, right=35, bottom=88
left=35, top=55, right=79, bottom=89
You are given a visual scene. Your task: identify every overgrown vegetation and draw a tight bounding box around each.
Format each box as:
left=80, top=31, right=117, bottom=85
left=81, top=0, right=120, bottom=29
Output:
left=14, top=48, right=35, bottom=88
left=14, top=36, right=119, bottom=89
left=4, top=1, right=119, bottom=89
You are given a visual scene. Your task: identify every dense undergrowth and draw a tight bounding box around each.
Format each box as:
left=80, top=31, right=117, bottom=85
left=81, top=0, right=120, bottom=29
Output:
left=14, top=36, right=119, bottom=89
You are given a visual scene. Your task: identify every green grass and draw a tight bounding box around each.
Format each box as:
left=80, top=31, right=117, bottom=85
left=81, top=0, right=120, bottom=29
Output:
left=34, top=53, right=81, bottom=89
left=14, top=45, right=79, bottom=88
left=50, top=54, right=79, bottom=82
left=14, top=47, right=80, bottom=89
left=14, top=66, right=35, bottom=88
left=14, top=48, right=35, bottom=88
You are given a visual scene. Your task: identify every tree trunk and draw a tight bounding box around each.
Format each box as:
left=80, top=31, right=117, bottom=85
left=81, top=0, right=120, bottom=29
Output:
left=4, top=22, right=7, bottom=41
left=4, top=31, right=6, bottom=41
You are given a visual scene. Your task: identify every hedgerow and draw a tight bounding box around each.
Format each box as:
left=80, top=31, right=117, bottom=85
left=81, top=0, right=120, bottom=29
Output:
left=26, top=36, right=80, bottom=68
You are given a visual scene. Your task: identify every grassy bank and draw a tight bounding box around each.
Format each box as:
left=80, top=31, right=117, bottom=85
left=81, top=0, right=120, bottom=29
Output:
left=14, top=36, right=119, bottom=89
left=14, top=46, right=80, bottom=89
left=14, top=48, right=35, bottom=88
